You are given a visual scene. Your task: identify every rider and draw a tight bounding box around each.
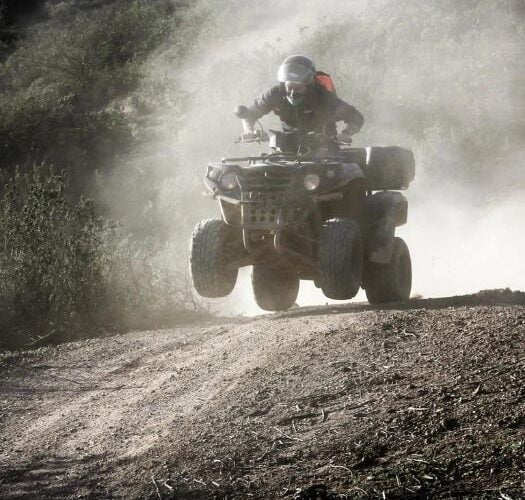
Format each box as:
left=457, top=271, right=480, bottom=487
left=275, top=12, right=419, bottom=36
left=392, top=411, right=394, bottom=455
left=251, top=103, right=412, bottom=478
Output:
left=240, top=55, right=364, bottom=146
left=238, top=55, right=366, bottom=220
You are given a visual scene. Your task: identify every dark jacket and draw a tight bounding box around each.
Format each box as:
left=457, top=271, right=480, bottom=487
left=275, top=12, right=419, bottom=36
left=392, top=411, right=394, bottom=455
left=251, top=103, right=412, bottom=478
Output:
left=245, top=83, right=364, bottom=137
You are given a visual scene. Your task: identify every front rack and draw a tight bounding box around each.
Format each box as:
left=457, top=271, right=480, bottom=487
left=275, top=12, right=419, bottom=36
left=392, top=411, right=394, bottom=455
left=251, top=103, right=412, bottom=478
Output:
left=221, top=153, right=303, bottom=163
left=221, top=152, right=350, bottom=164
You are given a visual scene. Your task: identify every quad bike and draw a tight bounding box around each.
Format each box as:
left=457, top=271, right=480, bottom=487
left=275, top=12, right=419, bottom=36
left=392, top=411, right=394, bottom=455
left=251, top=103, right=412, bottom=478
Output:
left=190, top=106, right=415, bottom=311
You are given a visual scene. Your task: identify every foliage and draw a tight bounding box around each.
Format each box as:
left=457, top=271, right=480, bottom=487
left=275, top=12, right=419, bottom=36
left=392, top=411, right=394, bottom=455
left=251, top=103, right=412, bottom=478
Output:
left=0, top=165, right=112, bottom=338
left=0, top=165, right=205, bottom=347
left=0, top=0, right=173, bottom=175
left=0, top=0, right=208, bottom=347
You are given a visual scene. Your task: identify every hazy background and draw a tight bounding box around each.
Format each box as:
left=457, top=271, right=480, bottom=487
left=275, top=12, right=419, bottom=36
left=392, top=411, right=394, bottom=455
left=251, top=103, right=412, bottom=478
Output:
left=1, top=0, right=523, bottom=331
left=137, top=0, right=524, bottom=314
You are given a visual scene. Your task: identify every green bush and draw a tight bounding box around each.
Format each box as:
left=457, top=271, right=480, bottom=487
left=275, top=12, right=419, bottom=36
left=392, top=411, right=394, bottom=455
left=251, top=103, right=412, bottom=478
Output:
left=0, top=1, right=207, bottom=347
left=0, top=0, right=172, bottom=174
left=0, top=165, right=205, bottom=347
left=0, top=165, right=115, bottom=338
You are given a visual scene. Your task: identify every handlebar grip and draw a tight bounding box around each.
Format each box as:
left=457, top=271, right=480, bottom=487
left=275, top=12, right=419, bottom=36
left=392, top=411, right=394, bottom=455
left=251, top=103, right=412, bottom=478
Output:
left=234, top=105, right=250, bottom=119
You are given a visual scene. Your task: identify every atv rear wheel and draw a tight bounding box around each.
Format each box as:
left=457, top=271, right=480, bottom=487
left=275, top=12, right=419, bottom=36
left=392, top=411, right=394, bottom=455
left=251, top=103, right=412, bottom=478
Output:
left=190, top=219, right=239, bottom=298
left=318, top=218, right=363, bottom=300
left=364, top=237, right=412, bottom=304
left=252, top=265, right=299, bottom=311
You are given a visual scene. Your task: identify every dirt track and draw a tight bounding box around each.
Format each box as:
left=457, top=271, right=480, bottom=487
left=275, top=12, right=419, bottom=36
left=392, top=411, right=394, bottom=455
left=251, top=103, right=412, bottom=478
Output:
left=0, top=290, right=524, bottom=499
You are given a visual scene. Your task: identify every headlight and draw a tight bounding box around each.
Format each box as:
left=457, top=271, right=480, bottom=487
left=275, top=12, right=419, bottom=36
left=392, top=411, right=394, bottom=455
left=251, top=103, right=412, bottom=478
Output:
left=220, top=172, right=237, bottom=190
left=303, top=173, right=320, bottom=191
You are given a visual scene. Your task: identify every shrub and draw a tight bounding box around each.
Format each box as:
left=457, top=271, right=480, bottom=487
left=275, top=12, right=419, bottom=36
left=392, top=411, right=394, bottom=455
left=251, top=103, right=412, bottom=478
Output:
left=0, top=0, right=173, bottom=174
left=0, top=164, right=205, bottom=347
left=0, top=165, right=114, bottom=338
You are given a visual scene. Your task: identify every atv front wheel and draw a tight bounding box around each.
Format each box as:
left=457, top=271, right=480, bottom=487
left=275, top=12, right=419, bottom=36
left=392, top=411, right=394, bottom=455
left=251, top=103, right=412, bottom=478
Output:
left=364, top=237, right=412, bottom=304
left=252, top=265, right=299, bottom=311
left=190, top=219, right=239, bottom=298
left=318, top=218, right=363, bottom=300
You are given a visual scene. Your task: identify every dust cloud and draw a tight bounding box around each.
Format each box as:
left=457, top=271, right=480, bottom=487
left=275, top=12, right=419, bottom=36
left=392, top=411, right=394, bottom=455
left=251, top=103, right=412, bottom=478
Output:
left=136, top=0, right=524, bottom=315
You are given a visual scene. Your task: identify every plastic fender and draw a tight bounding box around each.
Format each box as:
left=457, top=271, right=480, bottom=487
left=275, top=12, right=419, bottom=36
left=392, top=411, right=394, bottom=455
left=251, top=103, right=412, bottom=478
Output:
left=365, top=191, right=408, bottom=264
left=220, top=199, right=241, bottom=226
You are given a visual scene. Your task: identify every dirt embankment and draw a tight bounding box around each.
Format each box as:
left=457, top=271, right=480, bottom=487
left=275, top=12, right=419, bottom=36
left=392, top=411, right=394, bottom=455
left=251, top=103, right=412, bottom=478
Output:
left=0, top=290, right=524, bottom=499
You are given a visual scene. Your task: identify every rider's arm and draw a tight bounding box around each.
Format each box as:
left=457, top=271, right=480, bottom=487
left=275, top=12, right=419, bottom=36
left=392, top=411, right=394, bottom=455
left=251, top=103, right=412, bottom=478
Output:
left=245, top=85, right=281, bottom=124
left=335, top=98, right=364, bottom=135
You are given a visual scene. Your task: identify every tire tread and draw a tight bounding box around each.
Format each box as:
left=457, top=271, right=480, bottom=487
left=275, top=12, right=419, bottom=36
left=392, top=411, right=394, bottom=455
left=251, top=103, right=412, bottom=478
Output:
left=252, top=265, right=299, bottom=311
left=318, top=218, right=363, bottom=300
left=365, top=237, right=411, bottom=304
left=190, top=219, right=238, bottom=298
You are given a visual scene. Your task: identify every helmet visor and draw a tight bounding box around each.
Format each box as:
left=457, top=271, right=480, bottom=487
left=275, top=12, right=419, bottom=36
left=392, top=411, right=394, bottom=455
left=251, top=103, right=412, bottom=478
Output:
left=285, top=82, right=308, bottom=94
left=277, top=62, right=315, bottom=84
